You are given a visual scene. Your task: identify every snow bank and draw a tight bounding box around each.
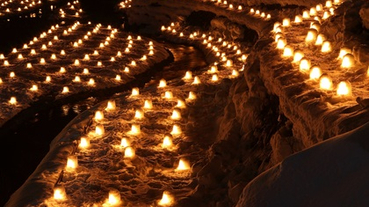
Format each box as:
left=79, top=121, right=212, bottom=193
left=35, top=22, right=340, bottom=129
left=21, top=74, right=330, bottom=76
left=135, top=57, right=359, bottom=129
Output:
left=237, top=121, right=369, bottom=207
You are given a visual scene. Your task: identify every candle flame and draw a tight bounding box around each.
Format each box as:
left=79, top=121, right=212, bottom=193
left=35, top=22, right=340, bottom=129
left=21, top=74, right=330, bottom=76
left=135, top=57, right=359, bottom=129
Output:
left=53, top=186, right=66, bottom=200
left=319, top=75, right=333, bottom=90
left=336, top=81, right=352, bottom=96
left=176, top=159, right=190, bottom=171
left=158, top=191, right=174, bottom=206
left=66, top=156, right=78, bottom=171
left=124, top=147, right=135, bottom=158
left=79, top=137, right=90, bottom=149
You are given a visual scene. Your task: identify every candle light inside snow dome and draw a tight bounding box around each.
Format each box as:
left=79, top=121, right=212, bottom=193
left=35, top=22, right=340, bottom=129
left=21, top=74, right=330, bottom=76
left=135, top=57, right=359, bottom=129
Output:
left=183, top=71, right=192, bottom=80
left=293, top=50, right=304, bottom=63
left=315, top=34, right=326, bottom=45
left=143, top=100, right=153, bottom=109
left=162, top=135, right=173, bottom=149
left=158, top=79, right=167, bottom=88
left=319, top=75, right=333, bottom=90
left=192, top=76, right=201, bottom=85
left=175, top=158, right=190, bottom=171
left=105, top=100, right=116, bottom=111
left=336, top=81, right=352, bottom=96
left=305, top=29, right=318, bottom=44
left=282, top=45, right=294, bottom=57
left=53, top=186, right=66, bottom=201
left=62, top=86, right=69, bottom=93
left=124, top=147, right=135, bottom=158
left=106, top=190, right=122, bottom=206
left=309, top=66, right=322, bottom=80
left=294, top=15, right=302, bottom=23
left=282, top=18, right=290, bottom=27
left=299, top=58, right=311, bottom=72
left=341, top=54, right=355, bottom=68
left=171, top=124, right=181, bottom=136
left=79, top=137, right=90, bottom=149
left=9, top=97, right=17, bottom=105
left=94, top=110, right=104, bottom=121
left=129, top=124, right=140, bottom=135
left=134, top=109, right=144, bottom=119
left=66, top=156, right=78, bottom=171
left=321, top=41, right=332, bottom=53
left=176, top=99, right=186, bottom=108
left=171, top=109, right=181, bottom=120
left=164, top=91, right=173, bottom=99
left=158, top=191, right=174, bottom=206
left=338, top=47, right=352, bottom=59
left=121, top=138, right=130, bottom=148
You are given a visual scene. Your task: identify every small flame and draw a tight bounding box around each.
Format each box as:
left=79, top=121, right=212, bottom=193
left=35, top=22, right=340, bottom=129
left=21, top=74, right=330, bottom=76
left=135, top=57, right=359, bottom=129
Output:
left=171, top=109, right=181, bottom=120
left=124, top=147, right=135, bottom=158
left=79, top=137, right=90, bottom=149
left=94, top=111, right=104, bottom=121
left=95, top=125, right=105, bottom=137
left=171, top=124, right=181, bottom=136
left=319, top=75, right=333, bottom=90
left=66, top=156, right=78, bottom=171
left=162, top=135, right=173, bottom=149
left=106, top=100, right=116, bottom=111
left=158, top=79, right=167, bottom=88
left=175, top=158, right=190, bottom=171
left=158, top=191, right=174, bottom=206
left=336, top=81, right=352, bottom=96
left=53, top=186, right=66, bottom=200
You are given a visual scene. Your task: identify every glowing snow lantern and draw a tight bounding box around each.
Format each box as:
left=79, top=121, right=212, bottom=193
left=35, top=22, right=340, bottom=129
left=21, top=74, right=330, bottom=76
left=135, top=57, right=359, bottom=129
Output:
left=183, top=71, right=193, bottom=80
left=60, top=50, right=65, bottom=55
left=78, top=137, right=90, bottom=149
left=294, top=15, right=303, bottom=23
left=23, top=44, right=28, bottom=49
left=83, top=68, right=89, bottom=74
left=187, top=91, right=196, bottom=101
left=0, top=54, right=4, bottom=59
left=176, top=158, right=190, bottom=171
left=124, top=147, right=135, bottom=159
left=9, top=71, right=15, bottom=78
left=164, top=91, right=173, bottom=99
left=276, top=38, right=287, bottom=49
left=94, top=110, right=104, bottom=121
left=4, top=60, right=9, bottom=66
left=302, top=10, right=310, bottom=19
left=211, top=74, right=219, bottom=82
left=41, top=44, right=47, bottom=50
left=158, top=79, right=167, bottom=88
left=124, top=67, right=130, bottom=73
left=97, top=61, right=102, bottom=66
left=315, top=34, right=326, bottom=45
left=305, top=29, right=318, bottom=44
left=282, top=45, right=294, bottom=57
left=66, top=156, right=78, bottom=171
left=282, top=18, right=290, bottom=27
left=273, top=22, right=281, bottom=32
left=115, top=75, right=121, bottom=81
left=171, top=124, right=181, bottom=136
left=12, top=48, right=17, bottom=53
left=95, top=125, right=105, bottom=137
left=293, top=50, right=304, bottom=63
left=45, top=76, right=51, bottom=82
left=130, top=124, right=140, bottom=135
left=309, top=66, right=322, bottom=80
left=131, top=60, right=136, bottom=66
left=53, top=186, right=66, bottom=201
left=40, top=58, right=46, bottom=64
left=93, top=50, right=99, bottom=55
left=319, top=75, right=333, bottom=90
left=231, top=70, right=239, bottom=77
left=84, top=54, right=90, bottom=60
left=30, top=85, right=38, bottom=91
left=321, top=41, right=332, bottom=53
left=88, top=78, right=95, bottom=86
left=299, top=58, right=311, bottom=72
left=59, top=67, right=66, bottom=73
left=62, top=86, right=69, bottom=93
left=134, top=109, right=144, bottom=119
left=106, top=100, right=116, bottom=111
left=192, top=76, right=201, bottom=85
left=106, top=190, right=122, bottom=206
left=17, top=54, right=23, bottom=59
left=310, top=22, right=320, bottom=32
left=131, top=87, right=139, bottom=96
left=51, top=54, right=56, bottom=60
left=338, top=47, right=351, bottom=59
left=74, top=59, right=80, bottom=66
left=121, top=138, right=130, bottom=148
left=326, top=0, right=333, bottom=7
left=158, top=191, right=174, bottom=206
left=209, top=65, right=218, bottom=73
left=310, top=7, right=317, bottom=16
left=336, top=81, right=352, bottom=96
left=171, top=109, right=181, bottom=120
left=162, top=135, right=173, bottom=149
left=322, top=11, right=330, bottom=19
left=341, top=54, right=354, bottom=68
left=225, top=59, right=233, bottom=67
left=176, top=99, right=186, bottom=109
left=9, top=97, right=17, bottom=105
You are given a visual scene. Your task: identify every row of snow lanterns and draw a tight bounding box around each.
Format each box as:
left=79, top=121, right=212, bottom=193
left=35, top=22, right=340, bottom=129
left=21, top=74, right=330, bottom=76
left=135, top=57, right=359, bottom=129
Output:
left=0, top=0, right=42, bottom=15
left=119, top=0, right=132, bottom=9
left=4, top=22, right=154, bottom=105
left=59, top=1, right=82, bottom=18
left=161, top=22, right=246, bottom=77
left=273, top=0, right=355, bottom=97
left=61, top=86, right=190, bottom=205
left=209, top=0, right=271, bottom=20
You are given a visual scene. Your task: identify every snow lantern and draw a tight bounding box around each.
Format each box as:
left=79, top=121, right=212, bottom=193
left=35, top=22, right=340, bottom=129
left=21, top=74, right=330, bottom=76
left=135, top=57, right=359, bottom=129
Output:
left=225, top=59, right=233, bottom=67
left=9, top=97, right=17, bottom=105
left=209, top=65, right=218, bottom=74
left=299, top=58, right=311, bottom=72
left=192, top=76, right=201, bottom=85
left=144, top=100, right=153, bottom=109
left=171, top=124, right=181, bottom=136
left=282, top=18, right=290, bottom=27
left=276, top=37, right=287, bottom=49
left=187, top=91, right=196, bottom=100
left=273, top=22, right=281, bottom=32
left=105, top=100, right=116, bottom=111
left=294, top=15, right=302, bottom=23
left=171, top=109, right=181, bottom=120
left=83, top=68, right=89, bottom=74
left=305, top=29, right=318, bottom=44
left=162, top=135, right=173, bottom=149
left=66, top=156, right=78, bottom=171
left=309, top=7, right=317, bottom=16
left=124, top=147, right=135, bottom=158
left=88, top=78, right=95, bottom=86
left=134, top=109, right=144, bottom=119
left=282, top=45, right=294, bottom=57
left=158, top=191, right=174, bottom=206
left=302, top=10, right=310, bottom=19
left=45, top=76, right=51, bottom=83
left=79, top=137, right=90, bottom=149
left=211, top=74, right=219, bottom=82
left=95, top=125, right=105, bottom=137
left=74, top=59, right=80, bottom=66
left=158, top=79, right=167, bottom=88
left=62, top=86, right=69, bottom=93
left=121, top=138, right=130, bottom=148
left=321, top=41, right=332, bottom=53
left=9, top=72, right=15, bottom=78
left=131, top=88, right=139, bottom=96
left=319, top=75, right=333, bottom=90
left=30, top=85, right=38, bottom=91
left=164, top=91, right=173, bottom=99
left=341, top=54, right=355, bottom=68
left=3, top=60, right=9, bottom=66
left=274, top=32, right=283, bottom=42
left=130, top=124, right=140, bottom=135
left=326, top=0, right=333, bottom=8
left=315, top=34, right=326, bottom=45
left=175, top=158, right=190, bottom=171
left=338, top=47, right=352, bottom=59
left=106, top=189, right=122, bottom=206
left=309, top=66, right=322, bottom=80
left=59, top=67, right=66, bottom=73
left=53, top=186, right=66, bottom=201
left=94, top=111, right=104, bottom=121
left=176, top=99, right=186, bottom=108
left=336, top=81, right=352, bottom=96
